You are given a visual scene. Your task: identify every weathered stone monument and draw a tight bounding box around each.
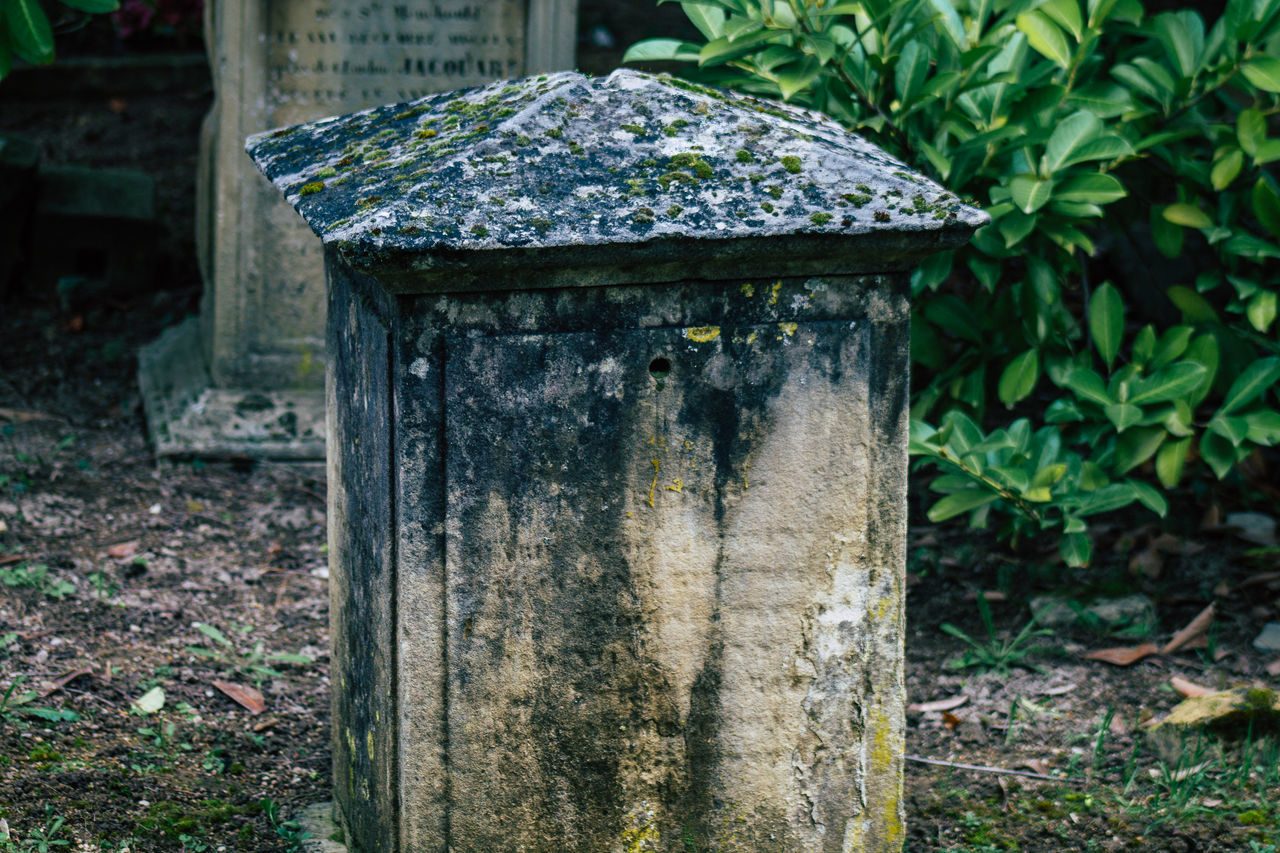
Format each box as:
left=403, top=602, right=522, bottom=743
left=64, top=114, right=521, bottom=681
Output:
left=249, top=69, right=985, bottom=851
left=139, top=0, right=577, bottom=457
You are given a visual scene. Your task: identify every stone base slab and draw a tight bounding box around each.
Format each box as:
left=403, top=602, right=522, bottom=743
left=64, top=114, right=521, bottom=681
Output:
left=138, top=317, right=325, bottom=459
left=296, top=802, right=350, bottom=853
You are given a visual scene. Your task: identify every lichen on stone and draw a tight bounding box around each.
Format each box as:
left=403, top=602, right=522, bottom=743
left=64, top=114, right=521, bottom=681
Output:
left=245, top=68, right=987, bottom=267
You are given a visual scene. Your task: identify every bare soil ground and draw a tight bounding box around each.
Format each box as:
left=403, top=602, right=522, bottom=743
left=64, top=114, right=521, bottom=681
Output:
left=2, top=35, right=1279, bottom=853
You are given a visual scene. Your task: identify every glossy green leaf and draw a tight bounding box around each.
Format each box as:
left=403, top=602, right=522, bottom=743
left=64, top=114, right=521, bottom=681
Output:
left=1114, top=425, right=1164, bottom=473
left=1247, top=290, right=1277, bottom=332
left=1063, top=366, right=1112, bottom=405
left=1184, top=333, right=1220, bottom=406
left=1060, top=532, right=1092, bottom=567
left=1253, top=179, right=1280, bottom=239
left=1042, top=112, right=1101, bottom=175
left=623, top=38, right=702, bottom=62
left=682, top=1, right=728, bottom=39
left=928, top=490, right=1001, bottom=522
left=699, top=29, right=777, bottom=66
left=1218, top=356, right=1280, bottom=414
left=1241, top=56, right=1280, bottom=91
left=1209, top=414, right=1250, bottom=446
left=1256, top=140, right=1280, bottom=165
left=1163, top=202, right=1212, bottom=228
left=999, top=210, right=1038, bottom=246
left=0, top=33, right=10, bottom=82
left=58, top=0, right=120, bottom=11
left=6, top=0, right=54, bottom=65
left=1224, top=233, right=1280, bottom=259
left=1042, top=0, right=1085, bottom=40
left=775, top=54, right=822, bottom=100
left=1017, top=10, right=1072, bottom=67
left=1104, top=401, right=1143, bottom=432
left=1199, top=431, right=1236, bottom=479
left=1211, top=149, right=1244, bottom=190
left=1128, top=479, right=1168, bottom=515
left=895, top=40, right=930, bottom=105
left=1054, top=172, right=1126, bottom=204
left=998, top=349, right=1040, bottom=407
left=1129, top=362, right=1207, bottom=404
left=1243, top=410, right=1280, bottom=445
left=928, top=0, right=968, bottom=48
left=1166, top=285, right=1219, bottom=322
left=1238, top=109, right=1266, bottom=157
left=1150, top=326, right=1193, bottom=369
left=1131, top=325, right=1156, bottom=366
left=1152, top=10, right=1203, bottom=79
left=1151, top=206, right=1184, bottom=257
left=1075, top=482, right=1142, bottom=515
left=1156, top=436, right=1190, bottom=487
left=1009, top=174, right=1055, bottom=213
left=1089, top=282, right=1124, bottom=369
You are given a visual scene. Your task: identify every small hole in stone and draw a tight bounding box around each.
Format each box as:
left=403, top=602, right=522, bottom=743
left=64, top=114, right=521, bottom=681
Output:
left=648, top=357, right=671, bottom=379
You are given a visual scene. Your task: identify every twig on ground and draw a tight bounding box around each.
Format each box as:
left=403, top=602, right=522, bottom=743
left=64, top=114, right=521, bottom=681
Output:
left=905, top=754, right=1059, bottom=782
left=0, top=554, right=35, bottom=566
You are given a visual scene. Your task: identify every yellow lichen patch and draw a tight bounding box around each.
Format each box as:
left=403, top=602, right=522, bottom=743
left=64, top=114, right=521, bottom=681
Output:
left=683, top=325, right=721, bottom=342
left=665, top=478, right=684, bottom=492
left=740, top=282, right=755, bottom=298
left=648, top=459, right=661, bottom=507
left=778, top=322, right=798, bottom=338
left=619, top=804, right=662, bottom=852
left=767, top=280, right=782, bottom=306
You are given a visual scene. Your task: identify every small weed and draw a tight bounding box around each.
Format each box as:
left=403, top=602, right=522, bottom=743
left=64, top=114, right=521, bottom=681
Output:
left=186, top=622, right=313, bottom=686
left=940, top=595, right=1052, bottom=674
left=261, top=799, right=310, bottom=851
left=0, top=563, right=75, bottom=601
left=86, top=571, right=119, bottom=600
left=0, top=805, right=71, bottom=852
left=0, top=677, right=79, bottom=733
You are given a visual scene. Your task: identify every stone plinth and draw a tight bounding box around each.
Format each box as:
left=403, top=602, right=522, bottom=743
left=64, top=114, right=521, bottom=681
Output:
left=139, top=0, right=576, bottom=458
left=249, top=69, right=986, bottom=852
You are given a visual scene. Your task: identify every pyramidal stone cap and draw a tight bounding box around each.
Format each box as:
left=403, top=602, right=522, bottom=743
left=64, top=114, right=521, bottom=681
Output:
left=246, top=68, right=987, bottom=292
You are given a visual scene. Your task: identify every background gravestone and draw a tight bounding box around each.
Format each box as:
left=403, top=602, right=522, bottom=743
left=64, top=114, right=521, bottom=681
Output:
left=250, top=69, right=985, bottom=851
left=138, top=0, right=577, bottom=458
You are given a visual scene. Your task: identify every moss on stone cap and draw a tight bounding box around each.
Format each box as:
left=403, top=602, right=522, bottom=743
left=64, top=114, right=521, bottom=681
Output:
left=246, top=69, right=986, bottom=274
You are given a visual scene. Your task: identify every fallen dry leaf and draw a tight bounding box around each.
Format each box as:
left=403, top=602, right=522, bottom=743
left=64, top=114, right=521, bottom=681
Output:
left=1082, top=643, right=1160, bottom=666
left=1238, top=571, right=1280, bottom=589
left=908, top=694, right=970, bottom=714
left=252, top=716, right=279, bottom=733
left=0, top=408, right=56, bottom=423
left=107, top=541, right=139, bottom=559
left=941, top=711, right=962, bottom=730
left=964, top=590, right=1006, bottom=603
left=1019, top=759, right=1051, bottom=775
left=1266, top=659, right=1280, bottom=677
left=1170, top=675, right=1212, bottom=698
left=212, top=680, right=266, bottom=715
left=1162, top=603, right=1215, bottom=655
left=1213, top=580, right=1232, bottom=598
left=1041, top=683, right=1077, bottom=696
left=1129, top=547, right=1164, bottom=579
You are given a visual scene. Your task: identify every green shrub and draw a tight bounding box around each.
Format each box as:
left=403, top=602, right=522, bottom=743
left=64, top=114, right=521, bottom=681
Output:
left=627, top=0, right=1280, bottom=565
left=1, top=0, right=120, bottom=81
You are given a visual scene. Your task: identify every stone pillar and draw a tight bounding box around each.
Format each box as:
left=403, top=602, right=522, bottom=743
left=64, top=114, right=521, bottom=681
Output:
left=249, top=69, right=986, bottom=852
left=138, top=0, right=577, bottom=458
